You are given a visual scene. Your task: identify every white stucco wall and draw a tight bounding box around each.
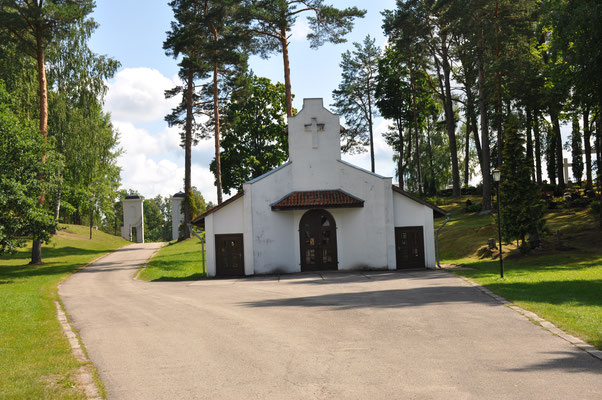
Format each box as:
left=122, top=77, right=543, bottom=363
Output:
left=121, top=198, right=144, bottom=243
left=245, top=164, right=296, bottom=274
left=392, top=192, right=436, bottom=268
left=331, top=162, right=394, bottom=270
left=205, top=196, right=246, bottom=277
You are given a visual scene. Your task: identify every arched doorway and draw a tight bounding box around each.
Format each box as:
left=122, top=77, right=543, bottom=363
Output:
left=299, top=209, right=338, bottom=271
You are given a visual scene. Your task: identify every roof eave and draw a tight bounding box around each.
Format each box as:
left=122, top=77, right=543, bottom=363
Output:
left=271, top=202, right=364, bottom=211
left=191, top=191, right=245, bottom=226
left=391, top=185, right=449, bottom=218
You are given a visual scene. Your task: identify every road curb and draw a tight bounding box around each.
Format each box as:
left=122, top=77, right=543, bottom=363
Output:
left=55, top=248, right=126, bottom=399
left=451, top=272, right=602, bottom=362
left=55, top=300, right=102, bottom=399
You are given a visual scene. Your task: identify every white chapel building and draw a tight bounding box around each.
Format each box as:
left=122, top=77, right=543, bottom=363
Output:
left=193, top=98, right=447, bottom=277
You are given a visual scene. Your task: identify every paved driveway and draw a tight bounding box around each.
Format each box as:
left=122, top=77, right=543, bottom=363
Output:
left=60, top=243, right=602, bottom=400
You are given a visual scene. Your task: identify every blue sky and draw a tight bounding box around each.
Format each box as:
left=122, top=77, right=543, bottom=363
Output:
left=89, top=0, right=398, bottom=203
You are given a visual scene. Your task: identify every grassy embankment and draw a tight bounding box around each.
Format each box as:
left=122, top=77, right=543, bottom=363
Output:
left=437, top=196, right=602, bottom=350
left=138, top=238, right=206, bottom=281
left=0, top=224, right=127, bottom=399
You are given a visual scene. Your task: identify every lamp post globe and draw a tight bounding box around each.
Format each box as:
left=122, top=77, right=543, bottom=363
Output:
left=492, top=168, right=501, bottom=183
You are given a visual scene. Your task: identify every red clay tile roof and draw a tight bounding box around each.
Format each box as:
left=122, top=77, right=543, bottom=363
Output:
left=271, top=190, right=364, bottom=210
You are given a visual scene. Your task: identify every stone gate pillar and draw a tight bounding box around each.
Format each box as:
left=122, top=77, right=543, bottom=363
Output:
left=171, top=192, right=185, bottom=241
left=121, top=195, right=144, bottom=243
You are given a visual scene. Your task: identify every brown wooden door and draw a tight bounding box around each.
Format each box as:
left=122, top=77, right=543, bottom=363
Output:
left=299, top=210, right=337, bottom=271
left=395, top=227, right=425, bottom=269
left=215, top=234, right=245, bottom=277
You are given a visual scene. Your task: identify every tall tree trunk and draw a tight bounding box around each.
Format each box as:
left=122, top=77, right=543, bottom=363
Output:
left=478, top=48, right=492, bottom=211
left=597, top=106, right=602, bottom=229
left=89, top=198, right=93, bottom=240
left=596, top=111, right=601, bottom=174
left=54, top=177, right=62, bottom=221
left=398, top=137, right=404, bottom=190
left=183, top=70, right=193, bottom=239
left=465, top=82, right=482, bottom=177
left=583, top=107, right=592, bottom=189
left=396, top=118, right=405, bottom=189
left=212, top=28, right=223, bottom=204
left=551, top=111, right=565, bottom=189
left=526, top=107, right=534, bottom=181
left=280, top=31, right=293, bottom=117
left=439, top=39, right=460, bottom=196
left=464, top=123, right=470, bottom=188
left=435, top=43, right=462, bottom=197
left=414, top=120, right=422, bottom=194
left=409, top=59, right=422, bottom=194
left=494, top=0, right=503, bottom=167
left=406, top=125, right=413, bottom=188
left=31, top=40, right=48, bottom=265
left=368, top=88, right=375, bottom=173
left=534, top=109, right=542, bottom=184
left=427, top=125, right=435, bottom=194
left=471, top=118, right=482, bottom=168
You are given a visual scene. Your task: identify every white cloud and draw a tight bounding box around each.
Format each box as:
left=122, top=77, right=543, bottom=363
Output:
left=105, top=67, right=180, bottom=123
left=158, top=125, right=184, bottom=153
left=290, top=19, right=311, bottom=42
left=114, top=121, right=162, bottom=156
left=118, top=152, right=219, bottom=204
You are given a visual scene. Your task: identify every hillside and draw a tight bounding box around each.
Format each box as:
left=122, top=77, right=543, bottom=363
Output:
left=437, top=196, right=602, bottom=350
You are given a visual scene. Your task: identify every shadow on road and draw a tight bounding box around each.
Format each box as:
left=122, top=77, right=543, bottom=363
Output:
left=240, top=285, right=497, bottom=310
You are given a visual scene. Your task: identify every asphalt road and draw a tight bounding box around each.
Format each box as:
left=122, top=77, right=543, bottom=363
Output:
left=60, top=243, right=602, bottom=400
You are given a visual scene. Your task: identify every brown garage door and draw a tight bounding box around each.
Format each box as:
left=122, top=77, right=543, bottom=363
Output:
left=215, top=234, right=244, bottom=277
left=395, top=226, right=425, bottom=269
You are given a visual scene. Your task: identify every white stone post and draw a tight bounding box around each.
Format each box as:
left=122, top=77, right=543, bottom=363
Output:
left=171, top=192, right=185, bottom=241
left=121, top=196, right=144, bottom=243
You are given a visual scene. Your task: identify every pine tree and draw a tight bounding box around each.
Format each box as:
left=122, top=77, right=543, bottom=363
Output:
left=570, top=116, right=584, bottom=184
left=245, top=0, right=365, bottom=117
left=499, top=115, right=545, bottom=248
left=545, top=123, right=557, bottom=185
left=332, top=35, right=380, bottom=171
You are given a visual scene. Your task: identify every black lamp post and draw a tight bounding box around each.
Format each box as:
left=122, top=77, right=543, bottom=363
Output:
left=492, top=168, right=503, bottom=278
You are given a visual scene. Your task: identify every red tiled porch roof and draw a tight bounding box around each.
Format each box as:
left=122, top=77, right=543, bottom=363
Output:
left=271, top=190, right=364, bottom=211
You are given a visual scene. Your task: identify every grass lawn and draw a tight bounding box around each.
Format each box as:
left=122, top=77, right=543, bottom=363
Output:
left=438, top=196, right=602, bottom=350
left=0, top=225, right=127, bottom=399
left=138, top=238, right=206, bottom=281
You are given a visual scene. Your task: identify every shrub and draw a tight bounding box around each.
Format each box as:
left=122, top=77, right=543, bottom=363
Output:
left=566, top=197, right=591, bottom=209
left=464, top=203, right=482, bottom=213
left=590, top=200, right=600, bottom=216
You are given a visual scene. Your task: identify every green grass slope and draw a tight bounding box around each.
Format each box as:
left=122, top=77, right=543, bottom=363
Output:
left=0, top=225, right=127, bottom=399
left=437, top=197, right=602, bottom=350
left=138, top=238, right=206, bottom=281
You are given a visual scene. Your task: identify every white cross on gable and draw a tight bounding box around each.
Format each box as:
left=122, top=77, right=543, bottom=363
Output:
left=304, top=118, right=325, bottom=149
